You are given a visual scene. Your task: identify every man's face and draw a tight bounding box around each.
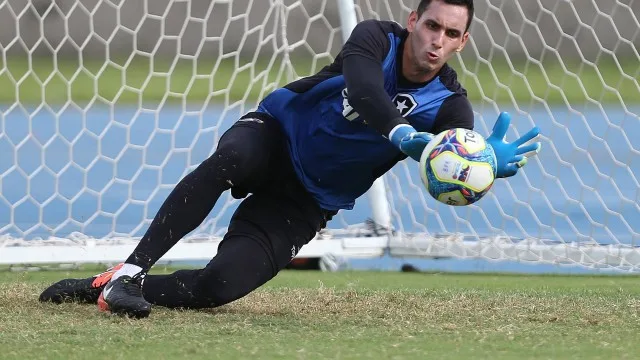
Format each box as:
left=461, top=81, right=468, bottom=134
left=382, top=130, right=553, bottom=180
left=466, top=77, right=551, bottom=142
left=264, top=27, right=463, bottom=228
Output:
left=406, top=0, right=470, bottom=74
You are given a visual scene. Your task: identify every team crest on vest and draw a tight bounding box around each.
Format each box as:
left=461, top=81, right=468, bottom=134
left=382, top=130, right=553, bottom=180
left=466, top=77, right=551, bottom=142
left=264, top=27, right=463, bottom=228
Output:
left=392, top=93, right=418, bottom=117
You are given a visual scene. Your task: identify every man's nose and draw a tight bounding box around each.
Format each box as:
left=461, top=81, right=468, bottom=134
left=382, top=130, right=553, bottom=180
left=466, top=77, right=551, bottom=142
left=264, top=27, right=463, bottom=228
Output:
left=432, top=31, right=445, bottom=49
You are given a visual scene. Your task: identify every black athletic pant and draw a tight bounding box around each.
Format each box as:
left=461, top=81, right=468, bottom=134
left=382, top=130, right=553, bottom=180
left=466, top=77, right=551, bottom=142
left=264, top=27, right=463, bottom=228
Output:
left=126, top=112, right=335, bottom=309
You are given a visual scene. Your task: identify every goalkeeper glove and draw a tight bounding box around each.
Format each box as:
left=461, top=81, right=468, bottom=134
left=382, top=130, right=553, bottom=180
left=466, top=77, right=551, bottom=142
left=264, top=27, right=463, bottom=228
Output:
left=486, top=112, right=541, bottom=178
left=389, top=124, right=433, bottom=162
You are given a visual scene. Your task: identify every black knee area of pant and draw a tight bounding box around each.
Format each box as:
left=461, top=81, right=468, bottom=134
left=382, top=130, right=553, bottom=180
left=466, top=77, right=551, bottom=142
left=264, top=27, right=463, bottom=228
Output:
left=190, top=272, right=248, bottom=308
left=189, top=235, right=276, bottom=308
left=201, top=127, right=271, bottom=191
left=199, top=143, right=252, bottom=188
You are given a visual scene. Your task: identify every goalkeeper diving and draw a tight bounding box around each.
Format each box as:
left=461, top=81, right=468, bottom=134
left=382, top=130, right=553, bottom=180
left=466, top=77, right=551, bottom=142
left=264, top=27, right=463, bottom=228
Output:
left=40, top=0, right=541, bottom=318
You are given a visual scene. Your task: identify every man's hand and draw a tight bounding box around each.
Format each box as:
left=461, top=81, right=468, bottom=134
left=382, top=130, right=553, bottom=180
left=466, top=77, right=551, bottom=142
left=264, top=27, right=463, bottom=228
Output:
left=487, top=112, right=541, bottom=178
left=389, top=124, right=433, bottom=162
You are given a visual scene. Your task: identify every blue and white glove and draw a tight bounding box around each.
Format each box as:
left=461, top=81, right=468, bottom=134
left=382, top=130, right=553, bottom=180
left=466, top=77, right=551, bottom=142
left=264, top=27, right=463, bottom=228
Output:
left=389, top=124, right=433, bottom=162
left=487, top=112, right=541, bottom=178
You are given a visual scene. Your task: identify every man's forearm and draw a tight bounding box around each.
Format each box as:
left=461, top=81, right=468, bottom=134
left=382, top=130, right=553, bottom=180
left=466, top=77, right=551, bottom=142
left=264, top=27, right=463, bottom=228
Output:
left=342, top=54, right=409, bottom=137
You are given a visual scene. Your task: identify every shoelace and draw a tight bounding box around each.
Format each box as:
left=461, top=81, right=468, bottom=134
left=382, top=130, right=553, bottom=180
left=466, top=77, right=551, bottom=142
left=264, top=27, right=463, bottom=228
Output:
left=131, top=272, right=146, bottom=285
left=120, top=273, right=146, bottom=297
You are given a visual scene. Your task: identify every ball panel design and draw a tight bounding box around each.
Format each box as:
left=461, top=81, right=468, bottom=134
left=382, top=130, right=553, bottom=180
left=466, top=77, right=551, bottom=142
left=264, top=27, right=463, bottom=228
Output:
left=436, top=190, right=468, bottom=206
left=419, top=128, right=497, bottom=206
left=430, top=152, right=495, bottom=192
left=419, top=130, right=447, bottom=193
left=454, top=128, right=486, bottom=154
left=463, top=162, right=494, bottom=191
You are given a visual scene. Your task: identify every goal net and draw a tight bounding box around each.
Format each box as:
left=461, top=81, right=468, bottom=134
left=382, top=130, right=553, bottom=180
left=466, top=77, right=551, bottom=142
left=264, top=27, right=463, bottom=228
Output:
left=0, top=0, right=638, bottom=271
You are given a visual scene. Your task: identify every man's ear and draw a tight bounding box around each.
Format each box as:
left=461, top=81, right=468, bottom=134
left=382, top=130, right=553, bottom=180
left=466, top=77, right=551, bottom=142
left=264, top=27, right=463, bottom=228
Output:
left=407, top=10, right=418, bottom=32
left=457, top=32, right=470, bottom=52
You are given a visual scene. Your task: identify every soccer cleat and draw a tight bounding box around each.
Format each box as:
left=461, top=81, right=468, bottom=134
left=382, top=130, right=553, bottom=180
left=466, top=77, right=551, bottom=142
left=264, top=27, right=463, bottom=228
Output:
left=39, top=263, right=123, bottom=304
left=97, top=273, right=151, bottom=319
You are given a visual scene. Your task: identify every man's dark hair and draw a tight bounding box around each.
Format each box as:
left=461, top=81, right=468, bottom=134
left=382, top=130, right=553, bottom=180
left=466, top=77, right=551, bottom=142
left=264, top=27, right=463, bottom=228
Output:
left=416, top=0, right=474, bottom=32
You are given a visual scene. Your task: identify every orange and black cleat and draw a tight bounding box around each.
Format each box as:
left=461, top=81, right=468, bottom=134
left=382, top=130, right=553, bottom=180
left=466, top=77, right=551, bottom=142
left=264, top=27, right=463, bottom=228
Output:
left=39, top=263, right=123, bottom=304
left=97, top=273, right=151, bottom=319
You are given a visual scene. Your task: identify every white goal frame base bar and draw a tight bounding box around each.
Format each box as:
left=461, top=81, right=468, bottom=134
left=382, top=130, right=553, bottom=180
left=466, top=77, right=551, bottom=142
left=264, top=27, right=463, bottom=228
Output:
left=2, top=228, right=639, bottom=271
left=0, top=232, right=386, bottom=266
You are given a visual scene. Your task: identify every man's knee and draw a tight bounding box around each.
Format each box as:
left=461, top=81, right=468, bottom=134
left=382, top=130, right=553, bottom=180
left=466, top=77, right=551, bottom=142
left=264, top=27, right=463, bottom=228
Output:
left=194, top=145, right=253, bottom=191
left=190, top=236, right=276, bottom=307
left=146, top=269, right=238, bottom=309
left=201, top=128, right=271, bottom=188
left=191, top=271, right=255, bottom=308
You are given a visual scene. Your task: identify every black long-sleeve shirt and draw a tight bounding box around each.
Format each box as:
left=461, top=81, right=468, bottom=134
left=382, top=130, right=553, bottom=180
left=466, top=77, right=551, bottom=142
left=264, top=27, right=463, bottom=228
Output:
left=257, top=19, right=475, bottom=210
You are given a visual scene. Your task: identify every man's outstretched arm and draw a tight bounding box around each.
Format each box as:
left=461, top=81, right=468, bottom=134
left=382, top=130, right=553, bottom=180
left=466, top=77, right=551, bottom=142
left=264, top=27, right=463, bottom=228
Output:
left=341, top=21, right=410, bottom=134
left=342, top=48, right=408, bottom=135
left=341, top=20, right=433, bottom=161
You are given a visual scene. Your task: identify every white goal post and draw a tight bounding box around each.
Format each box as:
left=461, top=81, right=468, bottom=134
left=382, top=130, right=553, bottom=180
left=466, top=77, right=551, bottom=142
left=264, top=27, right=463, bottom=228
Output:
left=0, top=0, right=638, bottom=271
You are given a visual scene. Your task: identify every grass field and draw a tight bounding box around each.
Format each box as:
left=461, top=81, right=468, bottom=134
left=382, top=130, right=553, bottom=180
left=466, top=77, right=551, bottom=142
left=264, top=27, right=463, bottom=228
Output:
left=1, top=56, right=638, bottom=106
left=1, top=266, right=640, bottom=359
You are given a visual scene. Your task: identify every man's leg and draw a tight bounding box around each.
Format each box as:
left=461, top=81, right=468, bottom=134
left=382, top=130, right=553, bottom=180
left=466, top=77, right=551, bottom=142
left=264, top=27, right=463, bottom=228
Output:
left=139, top=179, right=333, bottom=309
left=122, top=118, right=275, bottom=273
left=98, top=114, right=283, bottom=317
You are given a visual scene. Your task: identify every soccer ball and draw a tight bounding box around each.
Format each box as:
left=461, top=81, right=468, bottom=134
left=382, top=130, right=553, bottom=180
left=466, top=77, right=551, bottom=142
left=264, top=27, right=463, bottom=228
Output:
left=419, top=128, right=497, bottom=206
